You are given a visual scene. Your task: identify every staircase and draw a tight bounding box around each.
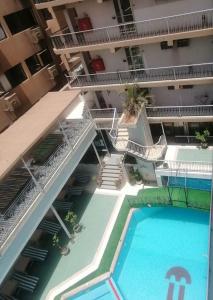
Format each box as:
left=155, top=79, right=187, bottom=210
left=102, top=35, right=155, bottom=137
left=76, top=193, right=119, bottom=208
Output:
left=97, top=154, right=125, bottom=190
left=114, top=128, right=129, bottom=151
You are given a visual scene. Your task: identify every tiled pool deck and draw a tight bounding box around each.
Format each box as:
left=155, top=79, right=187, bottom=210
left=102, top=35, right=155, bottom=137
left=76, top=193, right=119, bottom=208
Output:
left=40, top=192, right=119, bottom=300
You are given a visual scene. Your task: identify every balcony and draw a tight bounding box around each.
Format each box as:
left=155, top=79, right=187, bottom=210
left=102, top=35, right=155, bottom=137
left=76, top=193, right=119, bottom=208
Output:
left=33, top=0, right=80, bottom=9
left=147, top=105, right=213, bottom=123
left=67, top=63, right=213, bottom=91
left=0, top=91, right=96, bottom=253
left=51, top=9, right=213, bottom=54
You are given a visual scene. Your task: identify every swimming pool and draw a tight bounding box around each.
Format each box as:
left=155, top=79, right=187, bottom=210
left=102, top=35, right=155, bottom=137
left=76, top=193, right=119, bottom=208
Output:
left=69, top=207, right=209, bottom=300
left=166, top=176, right=212, bottom=191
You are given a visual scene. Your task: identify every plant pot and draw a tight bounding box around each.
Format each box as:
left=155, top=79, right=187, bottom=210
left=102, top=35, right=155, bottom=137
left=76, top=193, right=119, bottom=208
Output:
left=60, top=246, right=70, bottom=256
left=201, top=143, right=208, bottom=149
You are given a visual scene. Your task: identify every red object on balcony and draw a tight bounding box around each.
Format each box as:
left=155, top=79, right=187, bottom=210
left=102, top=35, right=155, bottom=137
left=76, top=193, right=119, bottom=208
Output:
left=78, top=17, right=93, bottom=31
left=91, top=58, right=105, bottom=72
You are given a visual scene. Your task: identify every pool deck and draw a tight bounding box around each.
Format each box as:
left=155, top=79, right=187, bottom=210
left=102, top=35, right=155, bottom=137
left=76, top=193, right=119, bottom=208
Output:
left=164, top=145, right=213, bottom=163
left=43, top=191, right=122, bottom=300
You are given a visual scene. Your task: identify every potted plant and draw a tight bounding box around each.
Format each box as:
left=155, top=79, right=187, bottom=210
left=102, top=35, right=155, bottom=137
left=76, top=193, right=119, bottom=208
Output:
left=121, top=85, right=152, bottom=124
left=52, top=234, right=70, bottom=256
left=134, top=169, right=142, bottom=185
left=195, top=129, right=210, bottom=149
left=128, top=166, right=136, bottom=185
left=65, top=211, right=82, bottom=233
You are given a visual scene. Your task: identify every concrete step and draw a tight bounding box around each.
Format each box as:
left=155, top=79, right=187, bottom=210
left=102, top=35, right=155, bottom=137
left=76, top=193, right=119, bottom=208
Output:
left=118, top=128, right=128, bottom=132
left=100, top=185, right=117, bottom=190
left=117, top=132, right=129, bottom=137
left=101, top=180, right=117, bottom=186
left=101, top=169, right=121, bottom=175
left=103, top=165, right=121, bottom=170
left=101, top=173, right=121, bottom=179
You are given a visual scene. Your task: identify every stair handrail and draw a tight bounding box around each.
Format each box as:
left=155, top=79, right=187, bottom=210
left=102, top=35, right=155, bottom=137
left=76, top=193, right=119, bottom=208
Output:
left=109, top=108, right=119, bottom=144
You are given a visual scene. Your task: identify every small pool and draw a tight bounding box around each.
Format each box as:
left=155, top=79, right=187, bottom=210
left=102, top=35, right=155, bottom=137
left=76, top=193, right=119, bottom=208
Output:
left=69, top=207, right=209, bottom=300
left=166, top=176, right=212, bottom=191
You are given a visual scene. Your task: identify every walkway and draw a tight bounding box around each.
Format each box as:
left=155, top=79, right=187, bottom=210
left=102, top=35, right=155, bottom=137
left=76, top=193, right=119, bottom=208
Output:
left=33, top=192, right=118, bottom=300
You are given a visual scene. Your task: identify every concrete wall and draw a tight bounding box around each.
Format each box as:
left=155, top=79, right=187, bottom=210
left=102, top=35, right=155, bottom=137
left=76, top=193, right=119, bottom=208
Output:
left=151, top=85, right=213, bottom=106
left=132, top=0, right=213, bottom=21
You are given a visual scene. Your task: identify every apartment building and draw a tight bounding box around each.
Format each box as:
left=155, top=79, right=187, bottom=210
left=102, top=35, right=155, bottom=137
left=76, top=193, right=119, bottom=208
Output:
left=42, top=0, right=213, bottom=143
left=0, top=0, right=62, bottom=133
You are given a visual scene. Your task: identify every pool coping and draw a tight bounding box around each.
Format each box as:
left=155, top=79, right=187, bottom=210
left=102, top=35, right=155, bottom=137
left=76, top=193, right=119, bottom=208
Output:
left=61, top=208, right=135, bottom=299
left=45, top=191, right=125, bottom=300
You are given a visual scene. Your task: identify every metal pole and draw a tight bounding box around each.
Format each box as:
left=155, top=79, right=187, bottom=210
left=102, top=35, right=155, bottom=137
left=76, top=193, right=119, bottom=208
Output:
left=51, top=205, right=72, bottom=239
left=21, top=158, right=43, bottom=192
left=58, top=121, right=72, bottom=149
left=99, top=130, right=110, bottom=156
left=92, top=142, right=103, bottom=166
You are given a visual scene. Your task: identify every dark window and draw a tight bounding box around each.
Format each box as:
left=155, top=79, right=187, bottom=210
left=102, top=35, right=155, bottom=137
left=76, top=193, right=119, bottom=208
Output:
left=177, top=39, right=190, bottom=47
left=4, top=8, right=37, bottom=35
left=167, top=86, right=175, bottom=90
left=5, top=64, right=27, bottom=88
left=40, top=9, right=52, bottom=21
left=26, top=54, right=42, bottom=75
left=180, top=85, right=194, bottom=89
left=38, top=49, right=53, bottom=66
left=0, top=24, right=6, bottom=41
left=160, top=41, right=173, bottom=50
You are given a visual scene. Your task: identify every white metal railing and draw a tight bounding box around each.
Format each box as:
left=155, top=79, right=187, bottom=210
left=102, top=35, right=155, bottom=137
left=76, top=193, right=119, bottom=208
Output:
left=51, top=9, right=213, bottom=49
left=0, top=107, right=93, bottom=249
left=67, top=62, right=213, bottom=88
left=146, top=105, right=213, bottom=117
left=126, top=135, right=167, bottom=160
left=156, top=159, right=212, bottom=173
left=109, top=108, right=119, bottom=144
left=34, top=0, right=53, bottom=3
left=90, top=108, right=118, bottom=129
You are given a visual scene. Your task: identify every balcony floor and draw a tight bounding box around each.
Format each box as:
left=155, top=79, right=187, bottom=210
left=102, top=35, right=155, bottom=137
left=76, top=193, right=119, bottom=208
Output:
left=22, top=192, right=118, bottom=300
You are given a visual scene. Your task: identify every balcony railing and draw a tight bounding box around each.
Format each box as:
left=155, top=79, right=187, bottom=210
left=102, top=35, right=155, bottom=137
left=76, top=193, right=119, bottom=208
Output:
left=146, top=105, right=213, bottom=118
left=51, top=9, right=213, bottom=50
left=34, top=0, right=53, bottom=3
left=156, top=159, right=213, bottom=174
left=67, top=63, right=213, bottom=88
left=0, top=107, right=93, bottom=249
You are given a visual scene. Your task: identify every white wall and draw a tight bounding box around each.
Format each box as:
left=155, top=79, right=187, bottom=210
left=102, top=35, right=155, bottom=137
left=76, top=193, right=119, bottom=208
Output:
left=71, top=0, right=118, bottom=28
left=141, top=37, right=213, bottom=68
left=132, top=0, right=213, bottom=21
left=91, top=48, right=129, bottom=72
left=151, top=85, right=213, bottom=106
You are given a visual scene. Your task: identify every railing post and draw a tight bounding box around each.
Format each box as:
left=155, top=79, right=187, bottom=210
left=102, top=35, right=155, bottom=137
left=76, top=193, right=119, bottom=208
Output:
left=58, top=121, right=73, bottom=149
left=166, top=20, right=170, bottom=34
left=105, top=28, right=111, bottom=43
left=51, top=205, right=72, bottom=239
left=117, top=71, right=122, bottom=84
left=21, top=158, right=43, bottom=192
left=173, top=67, right=176, bottom=80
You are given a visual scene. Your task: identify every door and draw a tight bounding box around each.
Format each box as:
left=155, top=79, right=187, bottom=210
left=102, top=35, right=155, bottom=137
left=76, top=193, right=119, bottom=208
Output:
left=113, top=0, right=136, bottom=34
left=125, top=46, right=144, bottom=70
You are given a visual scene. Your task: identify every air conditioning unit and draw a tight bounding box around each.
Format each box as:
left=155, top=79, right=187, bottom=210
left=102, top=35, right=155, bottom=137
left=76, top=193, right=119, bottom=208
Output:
left=31, top=27, right=43, bottom=44
left=47, top=65, right=58, bottom=79
left=1, top=93, right=21, bottom=112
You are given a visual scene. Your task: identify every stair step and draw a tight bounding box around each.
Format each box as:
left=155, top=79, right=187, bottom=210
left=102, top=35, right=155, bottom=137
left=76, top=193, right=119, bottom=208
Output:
left=101, top=176, right=120, bottom=182
left=103, top=165, right=121, bottom=170
left=101, top=180, right=117, bottom=186
left=118, top=128, right=128, bottom=132
left=101, top=173, right=121, bottom=178
left=117, top=132, right=129, bottom=136
left=100, top=185, right=117, bottom=190
left=101, top=170, right=121, bottom=175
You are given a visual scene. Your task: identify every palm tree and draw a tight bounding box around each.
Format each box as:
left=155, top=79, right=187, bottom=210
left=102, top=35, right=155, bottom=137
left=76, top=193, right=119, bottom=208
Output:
left=123, top=85, right=152, bottom=117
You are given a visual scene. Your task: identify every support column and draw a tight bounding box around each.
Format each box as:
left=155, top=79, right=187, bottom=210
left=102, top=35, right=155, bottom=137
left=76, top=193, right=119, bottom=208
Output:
left=92, top=141, right=102, bottom=166
left=51, top=205, right=72, bottom=239
left=58, top=121, right=72, bottom=148
left=99, top=130, right=110, bottom=156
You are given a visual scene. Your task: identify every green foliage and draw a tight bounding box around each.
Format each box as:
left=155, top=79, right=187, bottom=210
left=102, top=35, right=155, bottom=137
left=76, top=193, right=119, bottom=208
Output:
left=64, top=211, right=77, bottom=227
left=123, top=85, right=152, bottom=116
left=195, top=129, right=210, bottom=143
left=52, top=234, right=60, bottom=248
left=134, top=169, right=142, bottom=181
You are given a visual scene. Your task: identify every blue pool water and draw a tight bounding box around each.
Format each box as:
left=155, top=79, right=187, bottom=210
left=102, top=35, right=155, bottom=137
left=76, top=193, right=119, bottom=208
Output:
left=166, top=176, right=212, bottom=191
left=70, top=207, right=209, bottom=300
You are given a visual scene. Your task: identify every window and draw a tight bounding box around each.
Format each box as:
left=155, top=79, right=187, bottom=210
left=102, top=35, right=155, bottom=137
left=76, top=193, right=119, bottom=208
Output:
left=177, top=39, right=190, bottom=47
left=4, top=8, right=37, bottom=35
left=40, top=9, right=52, bottom=21
left=0, top=24, right=6, bottom=41
left=167, top=86, right=175, bottom=90
left=25, top=54, right=42, bottom=75
left=5, top=64, right=27, bottom=88
left=160, top=41, right=173, bottom=50
left=180, top=85, right=194, bottom=89
left=37, top=49, right=53, bottom=66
